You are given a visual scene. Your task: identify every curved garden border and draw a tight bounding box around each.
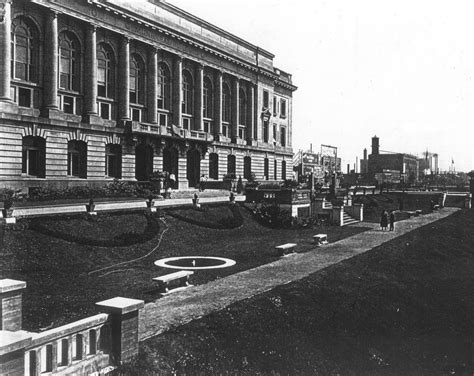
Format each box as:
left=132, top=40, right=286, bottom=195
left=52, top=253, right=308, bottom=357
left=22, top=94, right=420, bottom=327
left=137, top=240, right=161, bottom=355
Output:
left=166, top=203, right=243, bottom=229
left=29, top=212, right=161, bottom=247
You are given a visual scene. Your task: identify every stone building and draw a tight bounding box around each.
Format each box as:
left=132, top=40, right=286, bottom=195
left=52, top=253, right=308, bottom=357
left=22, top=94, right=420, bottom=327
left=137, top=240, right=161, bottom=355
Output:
left=366, top=136, right=419, bottom=184
left=0, top=0, right=296, bottom=190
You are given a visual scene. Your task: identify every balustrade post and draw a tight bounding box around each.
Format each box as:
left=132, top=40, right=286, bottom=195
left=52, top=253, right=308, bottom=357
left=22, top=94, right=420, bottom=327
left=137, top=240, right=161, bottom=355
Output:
left=96, top=297, right=144, bottom=365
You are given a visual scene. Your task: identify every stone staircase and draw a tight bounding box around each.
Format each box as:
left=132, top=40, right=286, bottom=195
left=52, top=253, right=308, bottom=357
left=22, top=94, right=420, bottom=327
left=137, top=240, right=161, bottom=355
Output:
left=343, top=210, right=359, bottom=226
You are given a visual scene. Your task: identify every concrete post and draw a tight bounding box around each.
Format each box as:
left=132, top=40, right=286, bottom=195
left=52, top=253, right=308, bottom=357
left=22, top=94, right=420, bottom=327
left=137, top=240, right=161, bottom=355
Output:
left=0, top=331, right=32, bottom=376
left=172, top=56, right=182, bottom=127
left=147, top=47, right=158, bottom=124
left=0, top=0, right=12, bottom=101
left=118, top=37, right=130, bottom=121
left=95, top=297, right=144, bottom=365
left=0, top=279, right=26, bottom=331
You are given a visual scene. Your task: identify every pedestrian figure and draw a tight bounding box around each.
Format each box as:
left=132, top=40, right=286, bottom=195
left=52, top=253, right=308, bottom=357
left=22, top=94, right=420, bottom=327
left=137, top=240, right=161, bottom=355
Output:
left=199, top=174, right=205, bottom=192
left=380, top=210, right=388, bottom=231
left=389, top=210, right=395, bottom=231
left=169, top=172, right=176, bottom=189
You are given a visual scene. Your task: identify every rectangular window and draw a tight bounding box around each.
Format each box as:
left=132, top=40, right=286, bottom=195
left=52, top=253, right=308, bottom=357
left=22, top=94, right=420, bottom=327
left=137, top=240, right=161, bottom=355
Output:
left=273, top=96, right=277, bottom=115
left=263, top=90, right=269, bottom=109
left=222, top=124, right=229, bottom=138
left=280, top=99, right=287, bottom=118
left=63, top=96, right=75, bottom=114
left=280, top=126, right=286, bottom=147
left=100, top=102, right=110, bottom=120
left=273, top=124, right=277, bottom=143
left=158, top=113, right=168, bottom=126
left=204, top=120, right=211, bottom=133
left=18, top=87, right=32, bottom=107
left=238, top=127, right=245, bottom=139
left=131, top=108, right=141, bottom=122
left=263, top=120, right=269, bottom=143
left=182, top=117, right=190, bottom=130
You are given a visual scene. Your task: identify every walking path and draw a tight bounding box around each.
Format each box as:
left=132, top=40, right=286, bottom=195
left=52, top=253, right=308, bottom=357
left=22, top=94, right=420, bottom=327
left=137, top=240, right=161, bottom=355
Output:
left=139, top=207, right=459, bottom=341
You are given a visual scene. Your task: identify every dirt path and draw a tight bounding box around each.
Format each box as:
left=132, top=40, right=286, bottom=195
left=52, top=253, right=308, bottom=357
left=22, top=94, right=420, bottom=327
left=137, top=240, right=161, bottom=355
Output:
left=139, top=208, right=459, bottom=341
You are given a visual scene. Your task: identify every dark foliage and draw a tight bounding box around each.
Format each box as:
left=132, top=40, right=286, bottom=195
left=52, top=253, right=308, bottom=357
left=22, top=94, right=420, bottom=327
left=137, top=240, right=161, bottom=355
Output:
left=29, top=211, right=160, bottom=247
left=166, top=204, right=243, bottom=230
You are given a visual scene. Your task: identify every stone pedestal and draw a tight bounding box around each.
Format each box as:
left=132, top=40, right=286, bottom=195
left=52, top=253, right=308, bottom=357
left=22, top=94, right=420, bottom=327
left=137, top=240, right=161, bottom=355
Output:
left=95, top=297, right=144, bottom=365
left=0, top=330, right=32, bottom=376
left=0, top=279, right=26, bottom=331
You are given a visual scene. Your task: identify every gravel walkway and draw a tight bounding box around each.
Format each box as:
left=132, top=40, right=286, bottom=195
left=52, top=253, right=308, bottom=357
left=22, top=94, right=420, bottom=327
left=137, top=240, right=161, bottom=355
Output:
left=139, top=208, right=459, bottom=341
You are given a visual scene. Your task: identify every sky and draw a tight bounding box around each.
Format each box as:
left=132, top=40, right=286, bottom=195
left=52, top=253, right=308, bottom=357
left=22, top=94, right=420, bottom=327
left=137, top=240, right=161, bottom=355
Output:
left=169, top=0, right=473, bottom=172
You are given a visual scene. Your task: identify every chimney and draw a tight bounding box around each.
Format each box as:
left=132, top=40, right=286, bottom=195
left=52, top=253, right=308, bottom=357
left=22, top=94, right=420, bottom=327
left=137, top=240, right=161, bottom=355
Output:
left=371, top=136, right=379, bottom=156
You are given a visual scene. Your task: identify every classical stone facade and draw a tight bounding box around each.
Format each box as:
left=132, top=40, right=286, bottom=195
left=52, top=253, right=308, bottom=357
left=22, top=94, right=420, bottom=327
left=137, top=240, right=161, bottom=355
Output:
left=0, top=0, right=296, bottom=190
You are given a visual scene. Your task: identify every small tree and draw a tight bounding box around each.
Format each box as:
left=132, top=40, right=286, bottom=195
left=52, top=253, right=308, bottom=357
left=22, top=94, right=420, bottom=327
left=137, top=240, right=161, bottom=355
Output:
left=236, top=176, right=243, bottom=194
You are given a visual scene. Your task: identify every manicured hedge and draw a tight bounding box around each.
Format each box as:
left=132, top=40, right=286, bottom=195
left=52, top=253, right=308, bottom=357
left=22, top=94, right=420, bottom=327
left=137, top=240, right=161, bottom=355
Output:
left=29, top=211, right=160, bottom=247
left=166, top=203, right=243, bottom=229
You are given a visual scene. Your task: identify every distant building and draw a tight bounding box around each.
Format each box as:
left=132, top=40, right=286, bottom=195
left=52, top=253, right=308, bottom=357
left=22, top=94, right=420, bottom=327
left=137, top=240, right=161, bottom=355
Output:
left=365, top=136, right=419, bottom=184
left=418, top=152, right=439, bottom=175
left=293, top=146, right=341, bottom=186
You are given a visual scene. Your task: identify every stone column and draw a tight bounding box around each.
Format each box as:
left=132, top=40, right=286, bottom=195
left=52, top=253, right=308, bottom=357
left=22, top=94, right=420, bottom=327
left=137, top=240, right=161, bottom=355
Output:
left=195, top=63, right=204, bottom=131
left=147, top=47, right=158, bottom=124
left=42, top=10, right=59, bottom=114
left=231, top=77, right=239, bottom=142
left=178, top=146, right=189, bottom=190
left=118, top=37, right=130, bottom=121
left=247, top=83, right=255, bottom=143
left=214, top=70, right=222, bottom=138
left=0, top=0, right=12, bottom=101
left=83, top=25, right=99, bottom=123
left=172, top=55, right=182, bottom=127
left=96, top=297, right=144, bottom=365
left=0, top=279, right=26, bottom=331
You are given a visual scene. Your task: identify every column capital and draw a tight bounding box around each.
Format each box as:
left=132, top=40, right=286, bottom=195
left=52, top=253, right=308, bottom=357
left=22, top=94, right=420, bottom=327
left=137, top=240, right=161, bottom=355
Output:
left=88, top=24, right=97, bottom=32
left=47, top=9, right=59, bottom=19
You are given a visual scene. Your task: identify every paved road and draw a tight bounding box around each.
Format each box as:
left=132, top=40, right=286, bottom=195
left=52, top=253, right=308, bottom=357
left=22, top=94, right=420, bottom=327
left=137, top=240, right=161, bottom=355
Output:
left=139, top=208, right=459, bottom=341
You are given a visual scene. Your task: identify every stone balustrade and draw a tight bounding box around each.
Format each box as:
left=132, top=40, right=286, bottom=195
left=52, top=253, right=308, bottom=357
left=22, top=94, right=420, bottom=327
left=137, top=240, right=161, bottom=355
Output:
left=0, top=279, right=144, bottom=375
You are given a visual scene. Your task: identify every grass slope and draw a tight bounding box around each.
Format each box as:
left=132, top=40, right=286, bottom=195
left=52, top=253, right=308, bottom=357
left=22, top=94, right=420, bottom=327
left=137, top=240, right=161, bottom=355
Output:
left=128, top=209, right=474, bottom=376
left=0, top=204, right=366, bottom=331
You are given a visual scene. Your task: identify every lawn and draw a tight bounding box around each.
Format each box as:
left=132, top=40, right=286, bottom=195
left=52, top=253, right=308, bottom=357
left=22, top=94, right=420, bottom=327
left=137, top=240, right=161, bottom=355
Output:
left=0, top=203, right=367, bottom=331
left=125, top=209, right=474, bottom=375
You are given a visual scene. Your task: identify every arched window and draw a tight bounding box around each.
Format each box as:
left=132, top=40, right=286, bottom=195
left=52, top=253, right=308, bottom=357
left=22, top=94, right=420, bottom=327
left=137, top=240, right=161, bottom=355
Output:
left=157, top=63, right=171, bottom=110
left=203, top=77, right=213, bottom=119
left=281, top=160, right=287, bottom=180
left=11, top=17, right=38, bottom=82
left=67, top=140, right=87, bottom=178
left=130, top=54, right=145, bottom=104
left=244, top=156, right=251, bottom=180
left=105, top=144, right=122, bottom=179
left=264, top=158, right=269, bottom=180
left=209, top=153, right=219, bottom=180
left=239, top=88, right=247, bottom=125
left=182, top=70, right=193, bottom=115
left=227, top=154, right=236, bottom=176
left=97, top=43, right=115, bottom=98
left=222, top=83, right=231, bottom=123
left=59, top=32, right=80, bottom=92
left=22, top=136, right=45, bottom=177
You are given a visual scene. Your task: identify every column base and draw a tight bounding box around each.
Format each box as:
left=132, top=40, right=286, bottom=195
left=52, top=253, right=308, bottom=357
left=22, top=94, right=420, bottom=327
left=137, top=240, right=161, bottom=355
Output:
left=0, top=100, right=18, bottom=114
left=40, top=107, right=64, bottom=121
left=82, top=113, right=103, bottom=125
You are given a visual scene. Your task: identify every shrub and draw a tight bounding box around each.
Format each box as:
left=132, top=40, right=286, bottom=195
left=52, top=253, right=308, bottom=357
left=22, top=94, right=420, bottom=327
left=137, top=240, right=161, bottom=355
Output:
left=166, top=204, right=243, bottom=229
left=248, top=202, right=292, bottom=229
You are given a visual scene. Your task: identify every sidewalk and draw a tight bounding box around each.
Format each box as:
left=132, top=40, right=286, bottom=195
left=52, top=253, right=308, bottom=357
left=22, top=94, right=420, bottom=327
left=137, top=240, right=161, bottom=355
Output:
left=139, top=207, right=459, bottom=341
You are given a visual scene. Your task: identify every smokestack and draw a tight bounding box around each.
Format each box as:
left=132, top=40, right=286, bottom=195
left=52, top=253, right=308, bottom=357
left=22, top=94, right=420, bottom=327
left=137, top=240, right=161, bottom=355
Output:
left=363, top=148, right=367, bottom=160
left=347, top=164, right=350, bottom=174
left=371, top=136, right=379, bottom=156
left=356, top=156, right=358, bottom=173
